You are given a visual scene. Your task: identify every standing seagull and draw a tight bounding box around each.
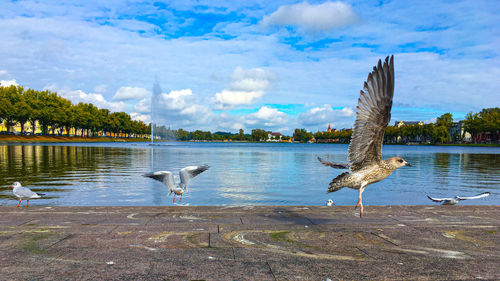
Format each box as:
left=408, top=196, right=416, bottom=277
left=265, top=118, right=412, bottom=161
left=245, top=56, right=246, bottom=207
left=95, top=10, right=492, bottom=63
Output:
left=143, top=165, right=209, bottom=203
left=10, top=182, right=44, bottom=207
left=319, top=56, right=411, bottom=218
left=427, top=192, right=490, bottom=205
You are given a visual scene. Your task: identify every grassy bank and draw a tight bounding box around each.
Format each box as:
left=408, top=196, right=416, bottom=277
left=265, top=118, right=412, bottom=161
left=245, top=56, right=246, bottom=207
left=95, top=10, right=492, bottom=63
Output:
left=0, top=135, right=150, bottom=143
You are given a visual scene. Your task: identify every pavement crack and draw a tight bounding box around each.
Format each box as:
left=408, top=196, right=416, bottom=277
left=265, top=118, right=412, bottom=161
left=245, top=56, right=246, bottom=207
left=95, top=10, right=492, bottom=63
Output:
left=266, top=261, right=277, bottom=281
left=231, top=247, right=236, bottom=262
left=370, top=232, right=399, bottom=246
left=240, top=217, right=243, bottom=224
left=17, top=219, right=35, bottom=226
left=107, top=225, right=120, bottom=234
left=355, top=246, right=376, bottom=260
left=45, top=234, right=75, bottom=250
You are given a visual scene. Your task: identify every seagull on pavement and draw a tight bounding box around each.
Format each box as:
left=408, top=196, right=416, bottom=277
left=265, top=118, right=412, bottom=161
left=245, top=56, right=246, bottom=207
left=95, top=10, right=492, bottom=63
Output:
left=319, top=56, right=411, bottom=218
left=10, top=182, right=44, bottom=207
left=427, top=192, right=490, bottom=205
left=143, top=165, right=209, bottom=203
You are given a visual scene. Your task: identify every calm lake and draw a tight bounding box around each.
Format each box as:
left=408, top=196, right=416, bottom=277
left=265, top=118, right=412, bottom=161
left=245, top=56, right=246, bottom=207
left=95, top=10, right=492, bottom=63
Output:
left=0, top=142, right=498, bottom=206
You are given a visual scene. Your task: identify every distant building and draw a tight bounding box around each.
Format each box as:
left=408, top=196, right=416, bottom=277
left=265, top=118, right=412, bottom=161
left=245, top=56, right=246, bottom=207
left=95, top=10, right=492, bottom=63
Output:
left=267, top=132, right=282, bottom=142
left=326, top=124, right=336, bottom=133
left=450, top=121, right=472, bottom=142
left=394, top=120, right=424, bottom=127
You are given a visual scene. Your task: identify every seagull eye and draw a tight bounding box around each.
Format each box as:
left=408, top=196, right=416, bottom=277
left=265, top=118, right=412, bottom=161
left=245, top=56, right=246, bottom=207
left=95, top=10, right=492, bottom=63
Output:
left=398, top=159, right=403, bottom=163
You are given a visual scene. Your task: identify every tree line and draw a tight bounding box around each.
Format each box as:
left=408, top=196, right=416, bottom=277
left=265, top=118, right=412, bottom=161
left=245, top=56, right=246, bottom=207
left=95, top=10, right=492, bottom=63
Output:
left=298, top=109, right=499, bottom=144
left=0, top=85, right=150, bottom=138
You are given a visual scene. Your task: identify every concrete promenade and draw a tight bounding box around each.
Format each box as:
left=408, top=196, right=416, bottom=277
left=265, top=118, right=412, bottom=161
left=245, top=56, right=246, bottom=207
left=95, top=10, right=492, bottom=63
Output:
left=1, top=205, right=499, bottom=280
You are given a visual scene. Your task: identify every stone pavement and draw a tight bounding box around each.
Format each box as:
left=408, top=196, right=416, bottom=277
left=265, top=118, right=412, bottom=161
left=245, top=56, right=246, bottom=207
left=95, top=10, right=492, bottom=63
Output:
left=0, top=205, right=499, bottom=280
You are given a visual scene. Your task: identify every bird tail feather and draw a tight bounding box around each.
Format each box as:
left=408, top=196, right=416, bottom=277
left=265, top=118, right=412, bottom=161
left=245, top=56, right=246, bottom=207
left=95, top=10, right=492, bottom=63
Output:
left=328, top=172, right=351, bottom=193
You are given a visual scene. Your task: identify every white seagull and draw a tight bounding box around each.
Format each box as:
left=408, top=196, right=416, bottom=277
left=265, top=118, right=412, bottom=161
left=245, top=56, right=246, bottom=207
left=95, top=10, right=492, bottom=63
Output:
left=143, top=165, right=209, bottom=203
left=427, top=192, right=490, bottom=205
left=10, top=182, right=44, bottom=207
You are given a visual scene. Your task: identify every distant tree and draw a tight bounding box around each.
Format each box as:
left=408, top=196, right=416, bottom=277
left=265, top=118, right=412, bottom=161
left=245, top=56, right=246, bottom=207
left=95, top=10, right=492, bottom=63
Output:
left=293, top=128, right=313, bottom=142
left=251, top=129, right=268, bottom=141
left=436, top=113, right=453, bottom=130
left=463, top=112, right=482, bottom=144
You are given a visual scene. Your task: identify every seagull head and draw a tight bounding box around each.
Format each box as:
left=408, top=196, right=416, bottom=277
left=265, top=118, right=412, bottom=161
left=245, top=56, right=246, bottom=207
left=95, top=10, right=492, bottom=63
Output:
left=10, top=182, right=22, bottom=188
left=388, top=157, right=412, bottom=169
left=326, top=199, right=335, bottom=206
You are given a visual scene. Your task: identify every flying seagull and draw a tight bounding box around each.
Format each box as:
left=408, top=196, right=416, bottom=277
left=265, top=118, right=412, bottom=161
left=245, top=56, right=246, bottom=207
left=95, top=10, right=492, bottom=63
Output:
left=319, top=56, right=411, bottom=218
left=143, top=165, right=209, bottom=203
left=10, top=182, right=44, bottom=207
left=427, top=192, right=490, bottom=205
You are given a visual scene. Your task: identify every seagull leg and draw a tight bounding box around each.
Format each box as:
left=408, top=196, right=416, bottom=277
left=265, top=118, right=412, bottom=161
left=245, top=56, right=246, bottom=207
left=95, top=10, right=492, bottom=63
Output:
left=355, top=187, right=366, bottom=218
left=179, top=194, right=182, bottom=202
left=24, top=200, right=29, bottom=207
left=173, top=195, right=176, bottom=203
left=16, top=200, right=22, bottom=208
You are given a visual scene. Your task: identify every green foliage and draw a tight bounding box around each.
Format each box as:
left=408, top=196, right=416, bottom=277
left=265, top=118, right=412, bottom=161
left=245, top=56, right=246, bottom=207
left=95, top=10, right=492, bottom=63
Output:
left=251, top=129, right=269, bottom=141
left=0, top=85, right=150, bottom=138
left=293, top=128, right=313, bottom=142
left=436, top=113, right=453, bottom=129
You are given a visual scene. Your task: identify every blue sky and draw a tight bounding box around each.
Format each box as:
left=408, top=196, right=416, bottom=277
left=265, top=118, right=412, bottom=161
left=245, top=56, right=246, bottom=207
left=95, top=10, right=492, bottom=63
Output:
left=0, top=0, right=498, bottom=134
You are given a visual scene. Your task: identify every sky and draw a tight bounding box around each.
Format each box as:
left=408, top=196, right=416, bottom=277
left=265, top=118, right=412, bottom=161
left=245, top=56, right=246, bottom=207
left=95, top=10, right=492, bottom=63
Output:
left=0, top=0, right=499, bottom=135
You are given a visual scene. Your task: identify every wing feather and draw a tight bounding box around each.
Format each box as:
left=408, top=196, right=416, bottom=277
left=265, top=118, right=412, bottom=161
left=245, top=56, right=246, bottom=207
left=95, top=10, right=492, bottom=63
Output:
left=426, top=195, right=451, bottom=203
left=317, top=157, right=350, bottom=169
left=457, top=192, right=490, bottom=201
left=143, top=171, right=175, bottom=190
left=179, top=165, right=209, bottom=190
left=348, top=55, right=394, bottom=171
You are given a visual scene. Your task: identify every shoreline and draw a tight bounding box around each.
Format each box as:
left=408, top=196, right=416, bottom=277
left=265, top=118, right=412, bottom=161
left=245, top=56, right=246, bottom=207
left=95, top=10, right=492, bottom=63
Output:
left=1, top=135, right=499, bottom=147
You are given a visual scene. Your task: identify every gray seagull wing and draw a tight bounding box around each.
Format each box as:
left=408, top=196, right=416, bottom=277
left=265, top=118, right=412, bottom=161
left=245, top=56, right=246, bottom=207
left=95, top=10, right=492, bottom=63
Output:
left=457, top=192, right=490, bottom=201
left=426, top=195, right=452, bottom=203
left=14, top=186, right=39, bottom=198
left=179, top=165, right=209, bottom=191
left=348, top=55, right=395, bottom=171
left=143, top=171, right=175, bottom=190
left=317, top=157, right=350, bottom=169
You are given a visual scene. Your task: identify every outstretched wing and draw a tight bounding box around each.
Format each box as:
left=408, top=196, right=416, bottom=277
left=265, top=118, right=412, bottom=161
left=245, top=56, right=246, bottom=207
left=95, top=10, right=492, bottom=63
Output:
left=143, top=171, right=175, bottom=190
left=348, top=55, right=394, bottom=171
left=426, top=195, right=451, bottom=203
left=457, top=192, right=490, bottom=201
left=179, top=165, right=210, bottom=191
left=317, top=157, right=350, bottom=169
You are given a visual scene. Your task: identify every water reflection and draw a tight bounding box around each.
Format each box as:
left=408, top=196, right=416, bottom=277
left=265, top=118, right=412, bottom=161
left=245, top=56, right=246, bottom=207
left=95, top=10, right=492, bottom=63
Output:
left=0, top=143, right=498, bottom=206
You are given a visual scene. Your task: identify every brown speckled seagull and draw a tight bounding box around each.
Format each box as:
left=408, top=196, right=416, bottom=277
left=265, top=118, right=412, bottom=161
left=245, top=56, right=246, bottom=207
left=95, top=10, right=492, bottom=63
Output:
left=319, top=55, right=411, bottom=218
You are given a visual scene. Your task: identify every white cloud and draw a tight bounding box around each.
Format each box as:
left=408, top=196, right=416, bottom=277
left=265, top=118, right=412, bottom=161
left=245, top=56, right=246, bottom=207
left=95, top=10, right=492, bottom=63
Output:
left=298, top=104, right=354, bottom=129
left=245, top=106, right=289, bottom=127
left=0, top=79, right=18, bottom=87
left=262, top=1, right=358, bottom=32
left=45, top=84, right=127, bottom=112
left=153, top=89, right=214, bottom=127
left=130, top=112, right=150, bottom=123
left=213, top=90, right=265, bottom=110
left=134, top=98, right=151, bottom=113
left=0, top=70, right=8, bottom=76
left=213, top=67, right=277, bottom=110
left=112, top=86, right=150, bottom=100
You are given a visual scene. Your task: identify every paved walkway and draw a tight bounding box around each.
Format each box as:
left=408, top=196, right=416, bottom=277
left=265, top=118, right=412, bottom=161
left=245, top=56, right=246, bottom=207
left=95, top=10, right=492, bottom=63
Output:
left=1, top=205, right=499, bottom=280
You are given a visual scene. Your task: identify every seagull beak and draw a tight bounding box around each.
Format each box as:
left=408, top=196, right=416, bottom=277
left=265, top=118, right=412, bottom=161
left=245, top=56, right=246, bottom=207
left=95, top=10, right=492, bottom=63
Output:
left=405, top=162, right=412, bottom=167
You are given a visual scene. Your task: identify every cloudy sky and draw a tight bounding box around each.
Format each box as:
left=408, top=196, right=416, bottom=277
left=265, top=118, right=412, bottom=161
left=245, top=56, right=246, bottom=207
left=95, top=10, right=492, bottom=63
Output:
left=0, top=0, right=498, bottom=134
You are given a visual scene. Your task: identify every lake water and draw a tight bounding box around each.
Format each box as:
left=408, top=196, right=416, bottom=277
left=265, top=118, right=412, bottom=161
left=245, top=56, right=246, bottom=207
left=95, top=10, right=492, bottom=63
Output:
left=0, top=142, right=498, bottom=206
